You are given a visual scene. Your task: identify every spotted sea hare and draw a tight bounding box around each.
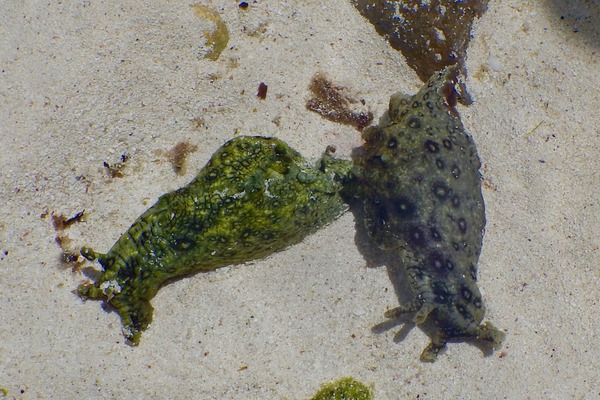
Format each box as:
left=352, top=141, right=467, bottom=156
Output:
left=351, top=68, right=504, bottom=361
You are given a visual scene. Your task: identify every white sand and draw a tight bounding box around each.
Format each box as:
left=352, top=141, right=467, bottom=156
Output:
left=1, top=1, right=598, bottom=398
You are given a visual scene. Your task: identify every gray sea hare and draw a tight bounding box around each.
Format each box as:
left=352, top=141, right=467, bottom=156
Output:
left=351, top=68, right=504, bottom=361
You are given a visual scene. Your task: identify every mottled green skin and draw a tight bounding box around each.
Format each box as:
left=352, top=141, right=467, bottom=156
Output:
left=79, top=136, right=353, bottom=345
left=309, top=377, right=372, bottom=400
left=352, top=68, right=504, bottom=361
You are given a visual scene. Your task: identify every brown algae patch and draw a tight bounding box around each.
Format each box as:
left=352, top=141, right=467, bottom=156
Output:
left=306, top=73, right=373, bottom=131
left=351, top=0, right=488, bottom=97
left=167, top=141, right=199, bottom=175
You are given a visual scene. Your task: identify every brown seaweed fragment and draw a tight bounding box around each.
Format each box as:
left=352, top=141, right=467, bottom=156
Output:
left=306, top=73, right=373, bottom=130
left=103, top=153, right=129, bottom=179
left=351, top=0, right=488, bottom=100
left=168, top=141, right=199, bottom=175
left=49, top=210, right=86, bottom=272
left=51, top=210, right=85, bottom=231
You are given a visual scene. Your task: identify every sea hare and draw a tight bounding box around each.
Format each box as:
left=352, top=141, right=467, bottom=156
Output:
left=79, top=136, right=352, bottom=345
left=351, top=67, right=504, bottom=361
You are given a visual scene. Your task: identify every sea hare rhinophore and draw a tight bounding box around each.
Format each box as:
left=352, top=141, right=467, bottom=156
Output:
left=79, top=136, right=352, bottom=345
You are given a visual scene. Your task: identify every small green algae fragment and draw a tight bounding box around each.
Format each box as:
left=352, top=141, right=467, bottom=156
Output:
left=309, top=377, right=372, bottom=400
left=79, top=136, right=352, bottom=345
left=192, top=4, right=230, bottom=61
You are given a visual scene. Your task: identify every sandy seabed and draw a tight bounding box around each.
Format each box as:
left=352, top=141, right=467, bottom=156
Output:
left=1, top=1, right=598, bottom=399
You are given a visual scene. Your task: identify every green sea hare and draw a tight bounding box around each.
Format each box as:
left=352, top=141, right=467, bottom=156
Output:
left=351, top=68, right=504, bottom=361
left=309, top=377, right=372, bottom=400
left=79, top=136, right=352, bottom=345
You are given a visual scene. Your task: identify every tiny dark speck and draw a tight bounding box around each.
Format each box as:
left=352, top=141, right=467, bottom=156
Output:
left=257, top=82, right=268, bottom=99
left=539, top=159, right=546, bottom=163
left=239, top=2, right=249, bottom=9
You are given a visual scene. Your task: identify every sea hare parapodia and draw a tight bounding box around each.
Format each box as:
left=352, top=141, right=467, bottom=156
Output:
left=79, top=136, right=352, bottom=345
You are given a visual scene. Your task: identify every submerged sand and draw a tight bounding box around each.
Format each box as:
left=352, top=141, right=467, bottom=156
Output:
left=1, top=1, right=598, bottom=398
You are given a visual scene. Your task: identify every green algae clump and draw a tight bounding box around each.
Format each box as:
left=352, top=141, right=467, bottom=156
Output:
left=309, top=377, right=372, bottom=400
